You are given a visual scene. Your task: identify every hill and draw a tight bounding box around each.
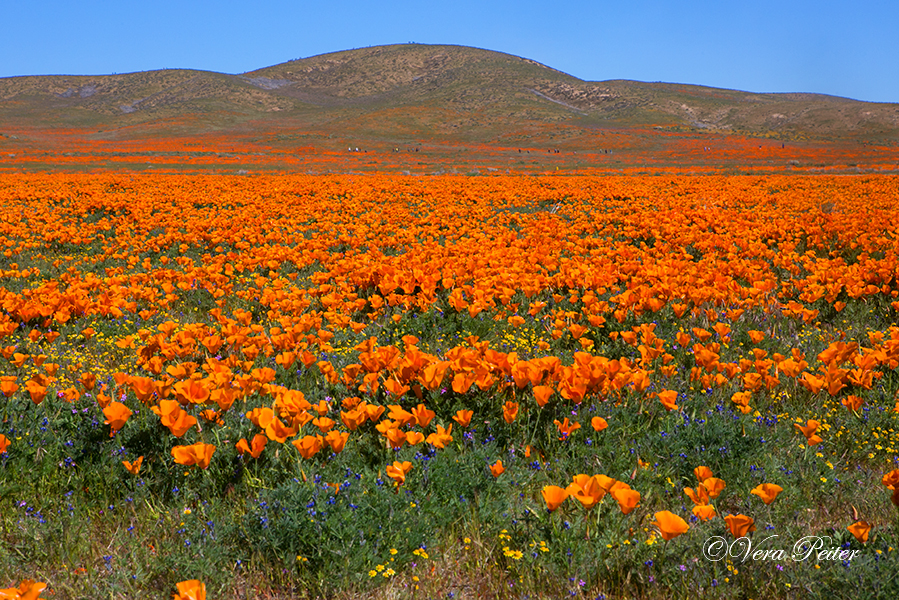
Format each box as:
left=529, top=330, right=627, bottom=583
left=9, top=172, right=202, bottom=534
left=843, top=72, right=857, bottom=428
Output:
left=1, top=44, right=897, bottom=172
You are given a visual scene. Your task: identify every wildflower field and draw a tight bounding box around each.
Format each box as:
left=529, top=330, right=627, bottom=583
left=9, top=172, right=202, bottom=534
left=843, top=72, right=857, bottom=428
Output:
left=1, top=172, right=898, bottom=599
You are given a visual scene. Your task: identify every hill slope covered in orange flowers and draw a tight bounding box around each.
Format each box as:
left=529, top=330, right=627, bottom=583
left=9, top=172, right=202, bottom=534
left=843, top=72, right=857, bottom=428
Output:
left=1, top=44, right=898, bottom=173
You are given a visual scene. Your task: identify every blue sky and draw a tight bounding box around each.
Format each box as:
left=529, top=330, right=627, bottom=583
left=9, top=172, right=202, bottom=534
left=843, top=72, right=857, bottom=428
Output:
left=3, top=0, right=897, bottom=103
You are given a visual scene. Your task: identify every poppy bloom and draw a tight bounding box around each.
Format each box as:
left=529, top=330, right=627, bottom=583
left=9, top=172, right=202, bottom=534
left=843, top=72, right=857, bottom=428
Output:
left=452, top=409, right=473, bottom=428
left=0, top=377, right=18, bottom=398
left=610, top=485, right=641, bottom=515
left=235, top=434, right=267, bottom=459
left=591, top=416, right=608, bottom=432
left=173, top=579, right=206, bottom=600
left=405, top=431, right=425, bottom=446
left=503, top=401, right=519, bottom=424
left=25, top=380, right=47, bottom=405
left=426, top=424, right=453, bottom=449
left=103, top=401, right=133, bottom=435
left=0, top=434, right=10, bottom=454
left=152, top=400, right=197, bottom=437
left=411, top=403, right=436, bottom=428
left=324, top=430, right=350, bottom=453
left=658, top=390, right=679, bottom=411
left=0, top=579, right=47, bottom=600
left=384, top=427, right=407, bottom=449
left=847, top=521, right=872, bottom=543
left=750, top=483, right=783, bottom=505
left=122, top=456, right=144, bottom=475
left=566, top=474, right=605, bottom=509
left=701, top=477, right=726, bottom=499
left=340, top=408, right=367, bottom=430
left=541, top=485, right=569, bottom=512
left=652, top=510, right=690, bottom=541
left=292, top=435, right=324, bottom=459
left=794, top=419, right=823, bottom=445
left=533, top=385, right=553, bottom=407
left=724, top=514, right=756, bottom=537
left=882, top=469, right=899, bottom=489
left=692, top=505, right=716, bottom=521
left=386, top=461, right=412, bottom=485
left=386, top=405, right=415, bottom=427
left=684, top=484, right=710, bottom=506
left=173, top=378, right=210, bottom=405
left=311, top=416, right=335, bottom=434
left=594, top=474, right=616, bottom=493
left=554, top=417, right=581, bottom=441
left=694, top=466, right=713, bottom=481
left=841, top=395, right=863, bottom=411
left=171, top=443, right=216, bottom=469
left=489, top=459, right=505, bottom=478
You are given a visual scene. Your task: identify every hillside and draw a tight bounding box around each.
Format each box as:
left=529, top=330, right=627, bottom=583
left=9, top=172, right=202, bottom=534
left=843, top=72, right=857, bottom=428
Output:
left=1, top=44, right=897, bottom=145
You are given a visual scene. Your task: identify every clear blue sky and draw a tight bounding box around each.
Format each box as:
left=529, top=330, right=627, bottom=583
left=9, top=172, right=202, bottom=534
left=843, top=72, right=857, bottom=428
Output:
left=3, top=0, right=897, bottom=103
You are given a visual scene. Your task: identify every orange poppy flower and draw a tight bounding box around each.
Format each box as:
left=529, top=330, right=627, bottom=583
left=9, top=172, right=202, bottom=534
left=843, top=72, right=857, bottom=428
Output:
left=724, top=514, right=756, bottom=537
left=411, top=403, right=436, bottom=428
left=25, top=380, right=47, bottom=405
left=566, top=474, right=605, bottom=509
left=0, top=377, right=19, bottom=398
left=881, top=469, right=899, bottom=489
left=364, top=404, right=385, bottom=422
left=386, top=405, right=415, bottom=427
left=847, top=521, right=872, bottom=543
left=171, top=443, right=216, bottom=469
left=694, top=466, right=713, bottom=481
left=383, top=378, right=410, bottom=398
left=340, top=408, right=368, bottom=430
left=311, top=416, right=335, bottom=434
left=541, top=485, right=569, bottom=512
left=173, top=378, right=210, bottom=405
left=324, top=430, right=350, bottom=453
left=452, top=409, right=473, bottom=428
left=610, top=485, right=641, bottom=515
left=503, top=401, right=519, bottom=424
left=750, top=483, right=783, bottom=505
left=702, top=477, right=726, bottom=499
left=489, top=459, right=505, bottom=478
left=384, top=427, right=407, bottom=449
left=103, top=401, right=133, bottom=435
left=426, top=424, right=453, bottom=449
left=841, top=395, right=863, bottom=411
left=591, top=416, right=608, bottom=432
left=122, top=456, right=144, bottom=475
left=692, top=505, right=716, bottom=521
left=594, top=474, right=616, bottom=493
left=533, top=385, right=553, bottom=407
left=0, top=579, right=48, bottom=600
left=235, top=434, right=268, bottom=458
left=553, top=417, right=581, bottom=441
left=451, top=371, right=477, bottom=395
left=173, top=579, right=206, bottom=600
left=684, top=484, right=710, bottom=506
left=0, top=434, right=9, bottom=454
left=152, top=400, right=197, bottom=437
left=386, top=460, right=412, bottom=485
left=405, top=431, right=425, bottom=446
left=292, top=435, right=323, bottom=459
left=794, top=419, right=823, bottom=445
left=652, top=510, right=690, bottom=541
left=657, top=390, right=679, bottom=411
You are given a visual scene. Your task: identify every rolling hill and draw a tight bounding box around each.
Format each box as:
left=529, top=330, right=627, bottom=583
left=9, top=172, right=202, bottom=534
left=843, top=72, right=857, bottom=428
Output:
left=1, top=44, right=898, bottom=173
left=2, top=44, right=897, bottom=141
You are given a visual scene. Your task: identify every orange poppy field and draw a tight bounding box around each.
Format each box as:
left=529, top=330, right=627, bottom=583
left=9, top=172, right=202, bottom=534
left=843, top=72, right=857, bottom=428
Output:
left=1, top=170, right=898, bottom=599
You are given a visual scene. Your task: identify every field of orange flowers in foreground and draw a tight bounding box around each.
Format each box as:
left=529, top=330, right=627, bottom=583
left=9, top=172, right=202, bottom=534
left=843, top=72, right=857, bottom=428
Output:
left=0, top=172, right=898, bottom=599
